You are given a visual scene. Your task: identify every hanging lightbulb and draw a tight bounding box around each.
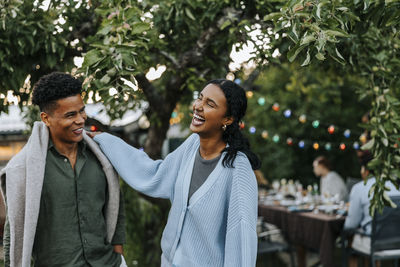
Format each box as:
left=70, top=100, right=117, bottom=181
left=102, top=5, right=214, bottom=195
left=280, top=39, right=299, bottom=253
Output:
left=340, top=143, right=346, bottom=150
left=353, top=142, right=360, bottom=150
left=325, top=143, right=332, bottom=151
left=272, top=134, right=280, bottom=143
left=239, top=121, right=245, bottom=129
left=272, top=103, right=280, bottom=112
left=344, top=129, right=351, bottom=138
left=249, top=126, right=256, bottom=134
left=258, top=97, right=266, bottom=106
left=299, top=114, right=307, bottom=123
left=328, top=125, right=335, bottom=134
left=312, top=120, right=320, bottom=128
left=298, top=140, right=305, bottom=148
left=286, top=137, right=293, bottom=145
left=284, top=109, right=292, bottom=118
left=246, top=91, right=254, bottom=98
left=359, top=133, right=367, bottom=144
left=261, top=130, right=269, bottom=139
left=313, top=142, right=319, bottom=150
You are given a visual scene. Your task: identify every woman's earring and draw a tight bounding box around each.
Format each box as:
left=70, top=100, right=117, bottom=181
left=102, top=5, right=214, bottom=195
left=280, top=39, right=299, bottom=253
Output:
left=222, top=124, right=227, bottom=131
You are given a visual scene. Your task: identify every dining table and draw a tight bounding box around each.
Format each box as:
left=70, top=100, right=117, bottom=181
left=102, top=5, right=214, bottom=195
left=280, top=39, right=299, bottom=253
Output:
left=258, top=203, right=346, bottom=267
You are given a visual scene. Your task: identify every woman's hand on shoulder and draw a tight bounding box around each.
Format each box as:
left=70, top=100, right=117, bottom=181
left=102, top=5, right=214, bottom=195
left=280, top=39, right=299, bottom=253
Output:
left=86, top=131, right=102, bottom=138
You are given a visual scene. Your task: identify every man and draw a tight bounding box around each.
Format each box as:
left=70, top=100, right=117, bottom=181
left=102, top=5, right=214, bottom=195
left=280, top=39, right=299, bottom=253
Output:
left=344, top=150, right=400, bottom=267
left=313, top=156, right=348, bottom=202
left=0, top=72, right=126, bottom=266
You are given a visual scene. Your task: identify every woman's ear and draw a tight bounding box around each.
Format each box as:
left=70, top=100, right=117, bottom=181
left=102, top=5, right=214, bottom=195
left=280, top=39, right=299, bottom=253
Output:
left=223, top=116, right=234, bottom=127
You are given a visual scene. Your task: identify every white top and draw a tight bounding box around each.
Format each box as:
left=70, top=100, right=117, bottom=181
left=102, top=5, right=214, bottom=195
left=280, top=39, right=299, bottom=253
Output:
left=320, top=171, right=348, bottom=201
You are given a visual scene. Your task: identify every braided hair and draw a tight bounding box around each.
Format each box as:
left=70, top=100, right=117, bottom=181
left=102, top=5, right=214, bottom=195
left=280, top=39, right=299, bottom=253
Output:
left=207, top=79, right=261, bottom=170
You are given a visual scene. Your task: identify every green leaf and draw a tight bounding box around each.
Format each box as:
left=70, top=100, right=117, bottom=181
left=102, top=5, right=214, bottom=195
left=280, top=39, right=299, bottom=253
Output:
left=263, top=12, right=283, bottom=21
left=315, top=52, right=325, bottom=60
left=220, top=20, right=231, bottom=30
left=287, top=44, right=306, bottom=62
left=100, top=74, right=111, bottom=84
left=300, top=35, right=316, bottom=46
left=301, top=49, right=311, bottom=66
left=131, top=22, right=150, bottom=35
left=362, top=138, right=374, bottom=150
left=324, top=30, right=350, bottom=38
left=185, top=7, right=195, bottom=20
left=98, top=25, right=113, bottom=35
left=83, top=50, right=104, bottom=67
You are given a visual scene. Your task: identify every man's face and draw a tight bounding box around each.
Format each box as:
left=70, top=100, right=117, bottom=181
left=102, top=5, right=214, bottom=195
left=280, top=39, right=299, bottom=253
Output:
left=41, top=94, right=87, bottom=146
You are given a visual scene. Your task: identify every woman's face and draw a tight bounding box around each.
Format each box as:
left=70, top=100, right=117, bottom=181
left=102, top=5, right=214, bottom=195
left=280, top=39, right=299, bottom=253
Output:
left=190, top=83, right=231, bottom=137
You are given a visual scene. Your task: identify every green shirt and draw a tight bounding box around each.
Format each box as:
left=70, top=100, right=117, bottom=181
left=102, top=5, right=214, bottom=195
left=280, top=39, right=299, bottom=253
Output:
left=32, top=140, right=125, bottom=267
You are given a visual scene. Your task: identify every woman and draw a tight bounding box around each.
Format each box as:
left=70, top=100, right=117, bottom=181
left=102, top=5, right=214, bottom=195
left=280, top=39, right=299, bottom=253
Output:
left=90, top=79, right=261, bottom=266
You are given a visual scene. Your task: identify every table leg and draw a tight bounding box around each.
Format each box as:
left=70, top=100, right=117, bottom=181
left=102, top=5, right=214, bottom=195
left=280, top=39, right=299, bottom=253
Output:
left=296, top=245, right=307, bottom=267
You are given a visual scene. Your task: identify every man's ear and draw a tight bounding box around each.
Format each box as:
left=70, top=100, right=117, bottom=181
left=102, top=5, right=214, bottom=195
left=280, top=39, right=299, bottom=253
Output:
left=223, top=116, right=234, bottom=127
left=40, top=112, right=50, bottom=127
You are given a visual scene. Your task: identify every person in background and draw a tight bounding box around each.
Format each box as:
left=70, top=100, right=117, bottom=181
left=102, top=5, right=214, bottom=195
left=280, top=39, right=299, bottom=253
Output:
left=313, top=156, right=348, bottom=202
left=344, top=150, right=400, bottom=267
left=89, top=79, right=261, bottom=266
left=0, top=72, right=126, bottom=267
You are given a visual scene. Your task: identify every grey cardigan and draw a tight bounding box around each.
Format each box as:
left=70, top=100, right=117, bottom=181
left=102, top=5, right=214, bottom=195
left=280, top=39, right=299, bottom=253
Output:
left=0, top=121, right=121, bottom=267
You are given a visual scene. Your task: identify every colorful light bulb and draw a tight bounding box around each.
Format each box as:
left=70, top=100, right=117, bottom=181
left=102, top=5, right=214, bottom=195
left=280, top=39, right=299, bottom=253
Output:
left=284, top=109, right=292, bottom=118
left=340, top=143, right=346, bottom=150
left=299, top=114, right=307, bottom=123
left=298, top=140, right=305, bottom=148
left=328, top=125, right=335, bottom=134
left=313, top=142, right=319, bottom=150
left=353, top=142, right=360, bottom=150
left=344, top=129, right=351, bottom=138
left=272, top=134, right=280, bottom=143
left=261, top=130, right=269, bottom=139
left=249, top=126, right=256, bottom=134
left=312, top=120, right=320, bottom=128
left=286, top=137, right=293, bottom=145
left=257, top=97, right=266, bottom=106
left=272, top=103, right=280, bottom=112
left=325, top=143, right=332, bottom=151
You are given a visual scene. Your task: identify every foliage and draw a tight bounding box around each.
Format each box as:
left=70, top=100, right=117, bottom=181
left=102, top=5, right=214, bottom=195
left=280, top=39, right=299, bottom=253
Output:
left=263, top=0, right=400, bottom=214
left=244, top=62, right=369, bottom=187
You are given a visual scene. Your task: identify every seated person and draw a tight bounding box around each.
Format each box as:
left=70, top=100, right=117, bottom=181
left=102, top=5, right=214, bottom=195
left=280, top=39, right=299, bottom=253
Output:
left=313, top=156, right=348, bottom=201
left=344, top=151, right=400, bottom=266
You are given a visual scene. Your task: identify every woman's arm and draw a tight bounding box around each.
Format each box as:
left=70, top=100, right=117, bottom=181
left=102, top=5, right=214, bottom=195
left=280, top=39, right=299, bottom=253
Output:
left=93, top=133, right=197, bottom=199
left=224, top=156, right=258, bottom=267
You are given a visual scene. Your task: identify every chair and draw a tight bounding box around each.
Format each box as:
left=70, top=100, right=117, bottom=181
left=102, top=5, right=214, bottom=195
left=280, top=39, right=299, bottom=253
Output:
left=342, top=195, right=400, bottom=267
left=257, top=218, right=296, bottom=267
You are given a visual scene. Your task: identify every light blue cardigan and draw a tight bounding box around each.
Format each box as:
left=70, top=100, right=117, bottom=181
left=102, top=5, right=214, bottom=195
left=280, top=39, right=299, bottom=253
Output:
left=94, top=133, right=258, bottom=267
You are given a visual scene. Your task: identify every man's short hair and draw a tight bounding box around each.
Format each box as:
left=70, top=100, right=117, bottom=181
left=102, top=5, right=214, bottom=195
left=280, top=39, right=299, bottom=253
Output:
left=358, top=150, right=374, bottom=168
left=32, top=72, right=82, bottom=112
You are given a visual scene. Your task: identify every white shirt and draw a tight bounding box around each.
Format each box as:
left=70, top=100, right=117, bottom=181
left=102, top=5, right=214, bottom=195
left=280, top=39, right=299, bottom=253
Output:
left=320, top=171, right=348, bottom=201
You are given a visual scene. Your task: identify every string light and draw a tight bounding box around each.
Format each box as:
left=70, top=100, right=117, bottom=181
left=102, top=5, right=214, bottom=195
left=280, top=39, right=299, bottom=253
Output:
left=246, top=91, right=254, bottom=98
left=312, top=120, right=320, bottom=128
left=272, top=134, right=280, bottom=143
left=261, top=130, right=269, bottom=139
left=328, top=125, right=335, bottom=134
left=299, top=114, right=307, bottom=123
left=258, top=97, right=266, bottom=106
left=359, top=133, right=367, bottom=144
left=272, top=103, right=280, bottom=112
left=284, top=109, right=292, bottom=118
left=298, top=140, right=305, bottom=148
left=313, top=142, right=320, bottom=150
left=353, top=142, right=360, bottom=150
left=344, top=129, right=351, bottom=138
left=286, top=137, right=293, bottom=145
left=325, top=143, right=332, bottom=151
left=239, top=121, right=245, bottom=129
left=340, top=143, right=346, bottom=150
left=249, top=126, right=256, bottom=134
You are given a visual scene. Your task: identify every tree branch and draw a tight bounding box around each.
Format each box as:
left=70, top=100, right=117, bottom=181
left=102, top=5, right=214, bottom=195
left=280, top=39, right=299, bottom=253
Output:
left=135, top=73, right=162, bottom=108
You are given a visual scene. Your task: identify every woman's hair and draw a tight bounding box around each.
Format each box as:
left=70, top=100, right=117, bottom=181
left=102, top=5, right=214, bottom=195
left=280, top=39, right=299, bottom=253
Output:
left=206, top=79, right=261, bottom=170
left=314, top=156, right=332, bottom=171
